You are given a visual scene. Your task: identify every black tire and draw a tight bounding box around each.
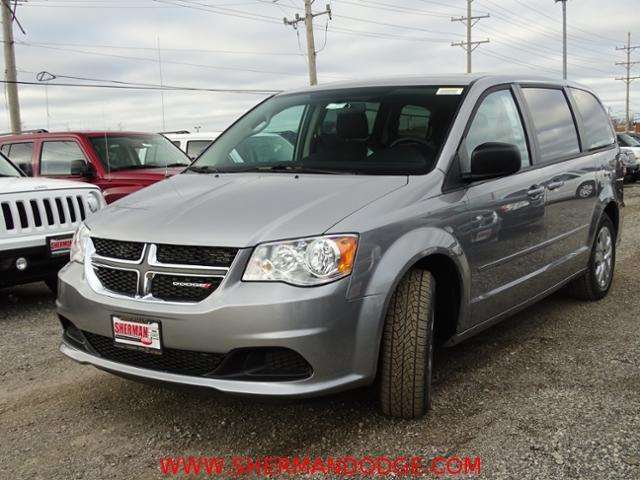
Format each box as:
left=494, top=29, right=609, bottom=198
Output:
left=379, top=269, right=435, bottom=419
left=566, top=214, right=616, bottom=301
left=44, top=277, right=58, bottom=295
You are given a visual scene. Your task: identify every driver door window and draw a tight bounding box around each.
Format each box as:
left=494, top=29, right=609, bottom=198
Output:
left=40, top=141, right=87, bottom=176
left=463, top=89, right=530, bottom=172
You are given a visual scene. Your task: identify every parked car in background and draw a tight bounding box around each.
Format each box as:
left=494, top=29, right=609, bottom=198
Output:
left=58, top=75, right=623, bottom=419
left=0, top=152, right=104, bottom=292
left=617, top=133, right=640, bottom=182
left=619, top=150, right=639, bottom=182
left=162, top=131, right=222, bottom=160
left=0, top=130, right=191, bottom=204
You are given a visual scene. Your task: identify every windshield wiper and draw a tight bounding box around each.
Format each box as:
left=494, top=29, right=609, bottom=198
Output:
left=224, top=164, right=353, bottom=175
left=162, top=163, right=190, bottom=168
left=186, top=165, right=221, bottom=174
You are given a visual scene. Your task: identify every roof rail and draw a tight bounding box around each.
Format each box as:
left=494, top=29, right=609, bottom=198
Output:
left=0, top=129, right=49, bottom=136
left=160, top=130, right=190, bottom=135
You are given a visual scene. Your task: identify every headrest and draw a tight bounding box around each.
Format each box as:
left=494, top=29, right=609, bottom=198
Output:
left=336, top=110, right=369, bottom=140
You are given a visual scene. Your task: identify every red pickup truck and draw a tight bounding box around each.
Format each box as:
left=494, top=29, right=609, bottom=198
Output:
left=0, top=131, right=191, bottom=204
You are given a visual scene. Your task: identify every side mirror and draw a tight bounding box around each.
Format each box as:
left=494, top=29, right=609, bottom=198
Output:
left=84, top=162, right=97, bottom=178
left=70, top=160, right=96, bottom=178
left=463, top=142, right=521, bottom=182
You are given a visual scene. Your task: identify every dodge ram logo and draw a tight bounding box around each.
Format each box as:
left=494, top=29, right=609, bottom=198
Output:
left=172, top=281, right=213, bottom=289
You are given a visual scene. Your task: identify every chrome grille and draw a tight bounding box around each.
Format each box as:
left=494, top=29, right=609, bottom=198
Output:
left=0, top=190, right=93, bottom=234
left=88, top=242, right=234, bottom=303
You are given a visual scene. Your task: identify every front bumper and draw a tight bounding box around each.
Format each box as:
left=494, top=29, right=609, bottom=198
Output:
left=0, top=244, right=68, bottom=287
left=57, top=262, right=386, bottom=398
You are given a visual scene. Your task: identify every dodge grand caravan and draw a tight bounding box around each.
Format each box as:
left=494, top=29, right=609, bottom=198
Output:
left=57, top=75, right=624, bottom=419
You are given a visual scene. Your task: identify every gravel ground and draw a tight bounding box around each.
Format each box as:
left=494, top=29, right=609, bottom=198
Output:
left=1, top=187, right=639, bottom=480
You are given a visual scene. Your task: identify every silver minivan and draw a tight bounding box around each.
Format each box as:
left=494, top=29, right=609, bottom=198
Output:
left=57, top=75, right=623, bottom=418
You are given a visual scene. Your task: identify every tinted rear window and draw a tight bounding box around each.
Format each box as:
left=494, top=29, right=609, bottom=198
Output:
left=522, top=88, right=580, bottom=163
left=570, top=89, right=615, bottom=150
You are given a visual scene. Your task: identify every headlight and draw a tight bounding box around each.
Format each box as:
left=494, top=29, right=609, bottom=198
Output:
left=70, top=223, right=91, bottom=264
left=86, top=190, right=105, bottom=213
left=243, top=234, right=358, bottom=286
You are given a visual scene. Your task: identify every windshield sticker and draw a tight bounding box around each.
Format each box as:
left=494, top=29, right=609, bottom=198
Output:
left=436, top=88, right=464, bottom=96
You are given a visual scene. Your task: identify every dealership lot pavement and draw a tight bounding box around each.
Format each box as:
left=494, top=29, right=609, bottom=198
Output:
left=1, top=188, right=639, bottom=480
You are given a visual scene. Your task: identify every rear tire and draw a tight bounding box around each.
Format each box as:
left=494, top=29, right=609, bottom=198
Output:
left=379, top=269, right=435, bottom=419
left=566, top=214, right=615, bottom=301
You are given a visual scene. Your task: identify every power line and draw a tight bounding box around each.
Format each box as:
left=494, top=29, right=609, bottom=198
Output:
left=10, top=39, right=303, bottom=56
left=480, top=37, right=614, bottom=76
left=331, top=0, right=454, bottom=19
left=476, top=0, right=613, bottom=57
left=334, top=14, right=458, bottom=38
left=2, top=78, right=282, bottom=94
left=509, top=0, right=619, bottom=44
left=14, top=41, right=342, bottom=79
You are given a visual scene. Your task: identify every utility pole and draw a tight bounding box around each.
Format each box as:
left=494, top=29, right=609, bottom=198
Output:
left=555, top=0, right=568, bottom=79
left=451, top=0, right=489, bottom=74
left=1, top=0, right=21, bottom=133
left=616, top=32, right=640, bottom=132
left=284, top=0, right=332, bottom=86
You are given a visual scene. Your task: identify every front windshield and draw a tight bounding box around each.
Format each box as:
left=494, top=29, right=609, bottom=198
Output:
left=619, top=133, right=640, bottom=147
left=0, top=154, right=22, bottom=177
left=190, top=86, right=465, bottom=175
left=89, top=134, right=190, bottom=172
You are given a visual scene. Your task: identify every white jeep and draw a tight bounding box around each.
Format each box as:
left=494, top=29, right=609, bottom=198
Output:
left=0, top=153, right=105, bottom=292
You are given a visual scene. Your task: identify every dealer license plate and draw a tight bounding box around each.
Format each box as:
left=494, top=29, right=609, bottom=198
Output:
left=47, top=235, right=73, bottom=257
left=112, top=316, right=162, bottom=352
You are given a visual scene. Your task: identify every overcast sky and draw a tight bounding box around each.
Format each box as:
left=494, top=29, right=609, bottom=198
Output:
left=1, top=0, right=638, bottom=133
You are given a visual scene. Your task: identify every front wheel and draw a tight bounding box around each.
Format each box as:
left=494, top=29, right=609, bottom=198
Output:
left=379, top=269, right=435, bottom=419
left=566, top=214, right=616, bottom=301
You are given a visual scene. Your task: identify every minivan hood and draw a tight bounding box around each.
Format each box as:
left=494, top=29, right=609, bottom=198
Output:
left=87, top=173, right=407, bottom=247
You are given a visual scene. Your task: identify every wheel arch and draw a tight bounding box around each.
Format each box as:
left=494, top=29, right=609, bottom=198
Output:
left=603, top=200, right=619, bottom=237
left=356, top=227, right=471, bottom=373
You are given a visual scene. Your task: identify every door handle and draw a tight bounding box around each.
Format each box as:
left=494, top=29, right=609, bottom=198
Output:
left=527, top=185, right=545, bottom=198
left=546, top=180, right=565, bottom=190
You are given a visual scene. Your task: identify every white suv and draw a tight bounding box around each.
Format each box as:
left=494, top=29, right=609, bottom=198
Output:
left=0, top=153, right=105, bottom=292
